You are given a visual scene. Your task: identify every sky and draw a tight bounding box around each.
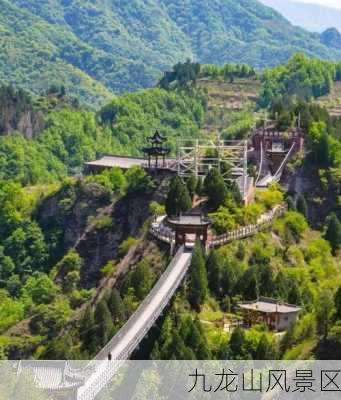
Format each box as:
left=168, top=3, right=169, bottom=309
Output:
left=295, top=0, right=341, bottom=9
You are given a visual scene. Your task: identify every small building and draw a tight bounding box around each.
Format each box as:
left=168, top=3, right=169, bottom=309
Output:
left=238, top=297, right=301, bottom=332
left=167, top=213, right=212, bottom=251
left=85, top=155, right=147, bottom=173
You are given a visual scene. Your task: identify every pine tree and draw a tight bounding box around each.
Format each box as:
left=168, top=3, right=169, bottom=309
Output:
left=335, top=286, right=341, bottom=321
left=229, top=327, right=245, bottom=359
left=80, top=307, right=98, bottom=354
left=325, top=213, right=341, bottom=255
left=109, top=288, right=126, bottom=324
left=186, top=174, right=197, bottom=200
left=316, top=289, right=335, bottom=339
left=188, top=241, right=208, bottom=310
left=255, top=334, right=272, bottom=360
left=196, top=178, right=203, bottom=196
left=206, top=249, right=222, bottom=298
left=203, top=168, right=228, bottom=210
left=274, top=271, right=289, bottom=300
left=258, top=264, right=274, bottom=298
left=288, top=281, right=301, bottom=305
left=296, top=195, right=308, bottom=219
left=279, top=322, right=296, bottom=356
left=165, top=176, right=192, bottom=216
left=95, top=299, right=114, bottom=346
left=221, top=295, right=231, bottom=313
left=241, top=268, right=258, bottom=300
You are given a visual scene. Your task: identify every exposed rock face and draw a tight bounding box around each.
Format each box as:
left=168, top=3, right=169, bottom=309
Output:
left=37, top=181, right=112, bottom=264
left=76, top=192, right=152, bottom=288
left=37, top=180, right=154, bottom=288
left=0, top=86, right=44, bottom=137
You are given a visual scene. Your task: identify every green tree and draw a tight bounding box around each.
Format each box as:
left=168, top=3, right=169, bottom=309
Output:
left=255, top=334, right=274, bottom=360
left=149, top=201, right=165, bottom=218
left=186, top=174, right=197, bottom=200
left=196, top=178, right=203, bottom=196
left=288, top=281, right=301, bottom=305
left=4, top=221, right=48, bottom=276
left=130, top=260, right=154, bottom=301
left=204, top=168, right=228, bottom=210
left=316, top=289, right=335, bottom=339
left=229, top=327, right=245, bottom=359
left=221, top=295, right=231, bottom=313
left=274, top=271, right=290, bottom=300
left=95, top=299, right=114, bottom=346
left=280, top=322, right=296, bottom=355
left=188, top=242, right=208, bottom=310
left=308, top=122, right=331, bottom=166
left=0, top=246, right=15, bottom=286
left=296, top=195, right=308, bottom=219
left=6, top=274, right=21, bottom=298
left=109, top=288, right=126, bottom=324
left=258, top=264, right=274, bottom=297
left=236, top=242, right=245, bottom=261
left=324, top=213, right=341, bottom=254
left=126, top=166, right=155, bottom=194
left=80, top=307, right=98, bottom=355
left=206, top=249, right=222, bottom=298
left=22, top=272, right=58, bottom=304
left=335, top=286, right=341, bottom=321
left=240, top=268, right=258, bottom=300
left=165, top=176, right=192, bottom=216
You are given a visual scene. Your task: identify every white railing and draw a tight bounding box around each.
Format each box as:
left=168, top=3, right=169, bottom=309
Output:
left=77, top=246, right=192, bottom=400
left=149, top=225, right=174, bottom=244
left=273, top=142, right=296, bottom=181
left=210, top=204, right=286, bottom=247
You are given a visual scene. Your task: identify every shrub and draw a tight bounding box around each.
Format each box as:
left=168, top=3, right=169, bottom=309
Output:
left=119, top=237, right=138, bottom=256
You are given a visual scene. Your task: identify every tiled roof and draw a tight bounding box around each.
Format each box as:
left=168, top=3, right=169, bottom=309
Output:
left=238, top=297, right=301, bottom=314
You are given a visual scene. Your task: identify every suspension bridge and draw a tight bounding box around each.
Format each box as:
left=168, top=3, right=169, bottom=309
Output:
left=256, top=142, right=296, bottom=188
left=18, top=131, right=296, bottom=399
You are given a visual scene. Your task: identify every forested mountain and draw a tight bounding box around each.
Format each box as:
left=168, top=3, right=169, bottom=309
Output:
left=260, top=0, right=341, bottom=33
left=0, top=53, right=340, bottom=360
left=2, top=0, right=341, bottom=106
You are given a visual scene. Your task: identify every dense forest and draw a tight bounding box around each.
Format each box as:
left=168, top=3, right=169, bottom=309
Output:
left=0, top=55, right=340, bottom=361
left=0, top=85, right=206, bottom=185
left=2, top=0, right=341, bottom=106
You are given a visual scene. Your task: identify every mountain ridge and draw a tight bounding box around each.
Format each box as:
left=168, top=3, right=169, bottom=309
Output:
left=260, top=0, right=341, bottom=32
left=1, top=0, right=341, bottom=106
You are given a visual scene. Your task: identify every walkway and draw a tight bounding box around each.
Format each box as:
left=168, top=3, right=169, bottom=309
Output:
left=77, top=246, right=192, bottom=400
left=150, top=205, right=286, bottom=248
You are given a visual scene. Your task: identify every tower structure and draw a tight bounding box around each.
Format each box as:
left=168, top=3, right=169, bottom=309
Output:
left=142, top=130, right=171, bottom=168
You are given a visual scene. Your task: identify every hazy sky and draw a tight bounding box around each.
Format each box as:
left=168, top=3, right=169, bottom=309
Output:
left=295, top=0, right=341, bottom=9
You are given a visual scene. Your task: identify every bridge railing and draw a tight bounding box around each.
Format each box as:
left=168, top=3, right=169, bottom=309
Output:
left=210, top=204, right=286, bottom=247
left=273, top=142, right=296, bottom=180
left=94, top=245, right=189, bottom=361
left=150, top=224, right=174, bottom=244
left=77, top=246, right=191, bottom=400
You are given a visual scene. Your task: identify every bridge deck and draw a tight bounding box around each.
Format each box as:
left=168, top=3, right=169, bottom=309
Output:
left=78, top=247, right=192, bottom=400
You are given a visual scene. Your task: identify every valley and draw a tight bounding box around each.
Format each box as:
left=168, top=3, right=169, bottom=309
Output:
left=0, top=55, right=340, bottom=367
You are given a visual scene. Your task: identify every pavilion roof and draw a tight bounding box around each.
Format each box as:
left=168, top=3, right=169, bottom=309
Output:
left=167, top=214, right=212, bottom=227
left=148, top=130, right=167, bottom=144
